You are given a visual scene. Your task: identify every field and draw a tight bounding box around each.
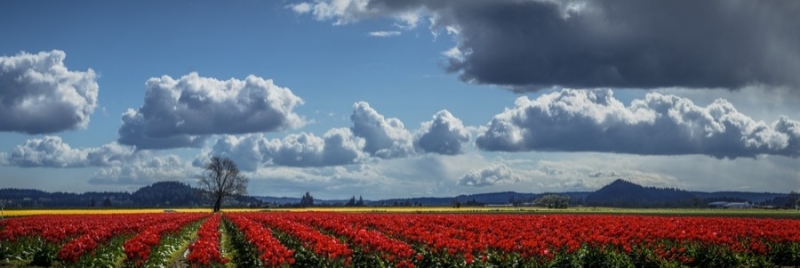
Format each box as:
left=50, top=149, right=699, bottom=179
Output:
left=1, top=209, right=799, bottom=267
left=5, top=206, right=800, bottom=217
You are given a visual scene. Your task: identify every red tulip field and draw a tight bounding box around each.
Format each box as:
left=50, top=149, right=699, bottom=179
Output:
left=1, top=212, right=799, bottom=267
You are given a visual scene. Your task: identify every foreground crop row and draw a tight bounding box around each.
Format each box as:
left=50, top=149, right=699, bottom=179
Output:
left=1, top=212, right=799, bottom=267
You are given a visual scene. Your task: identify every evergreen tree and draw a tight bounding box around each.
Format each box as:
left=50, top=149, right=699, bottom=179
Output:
left=300, top=192, right=314, bottom=207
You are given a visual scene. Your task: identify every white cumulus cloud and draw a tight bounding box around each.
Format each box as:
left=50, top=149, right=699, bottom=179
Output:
left=89, top=155, right=188, bottom=185
left=368, top=31, right=401, bottom=37
left=0, top=136, right=134, bottom=168
left=196, top=128, right=366, bottom=171
left=0, top=50, right=98, bottom=134
left=289, top=0, right=407, bottom=26
left=0, top=136, right=193, bottom=186
left=350, top=101, right=415, bottom=158
left=195, top=102, right=474, bottom=169
left=290, top=2, right=312, bottom=14
left=415, top=110, right=471, bottom=155
left=458, top=163, right=522, bottom=187
left=118, top=72, right=304, bottom=149
left=476, top=89, right=800, bottom=159
left=264, top=128, right=366, bottom=168
left=196, top=134, right=271, bottom=172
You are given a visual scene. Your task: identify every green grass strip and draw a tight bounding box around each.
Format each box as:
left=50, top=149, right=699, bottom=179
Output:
left=143, top=219, right=204, bottom=267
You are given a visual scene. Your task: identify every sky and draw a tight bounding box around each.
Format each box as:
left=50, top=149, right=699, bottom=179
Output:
left=1, top=0, right=799, bottom=199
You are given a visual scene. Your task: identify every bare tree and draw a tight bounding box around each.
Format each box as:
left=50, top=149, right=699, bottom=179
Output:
left=198, top=156, right=248, bottom=212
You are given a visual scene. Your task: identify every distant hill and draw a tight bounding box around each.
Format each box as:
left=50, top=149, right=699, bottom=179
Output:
left=371, top=192, right=592, bottom=206
left=584, top=179, right=698, bottom=207
left=0, top=179, right=793, bottom=209
left=132, top=181, right=203, bottom=207
left=0, top=181, right=260, bottom=209
left=0, top=188, right=131, bottom=208
left=368, top=192, right=533, bottom=206
left=253, top=196, right=300, bottom=205
left=456, top=191, right=539, bottom=204
left=580, top=180, right=787, bottom=208
left=691, top=191, right=785, bottom=204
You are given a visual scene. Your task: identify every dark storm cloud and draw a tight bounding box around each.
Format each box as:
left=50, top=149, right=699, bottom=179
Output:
left=294, top=0, right=800, bottom=90
left=118, top=73, right=304, bottom=149
left=0, top=50, right=98, bottom=134
left=476, top=89, right=800, bottom=158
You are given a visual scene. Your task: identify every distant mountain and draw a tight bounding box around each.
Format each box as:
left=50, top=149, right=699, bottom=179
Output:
left=584, top=179, right=698, bottom=207
left=0, top=179, right=794, bottom=209
left=0, top=181, right=260, bottom=209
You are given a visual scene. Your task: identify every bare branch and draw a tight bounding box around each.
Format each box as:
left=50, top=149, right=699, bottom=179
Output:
left=197, top=156, right=248, bottom=212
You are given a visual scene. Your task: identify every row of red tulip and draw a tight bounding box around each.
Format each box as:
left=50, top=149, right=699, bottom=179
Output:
left=213, top=212, right=800, bottom=267
left=225, top=213, right=295, bottom=267
left=1, top=214, right=99, bottom=243
left=0, top=213, right=208, bottom=264
left=186, top=213, right=228, bottom=266
left=3, top=212, right=800, bottom=267
left=123, top=213, right=207, bottom=266
left=59, top=213, right=201, bottom=263
left=343, top=213, right=800, bottom=265
left=292, top=213, right=416, bottom=264
left=246, top=213, right=353, bottom=264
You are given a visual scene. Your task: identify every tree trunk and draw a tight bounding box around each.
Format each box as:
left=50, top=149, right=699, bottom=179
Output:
left=213, top=196, right=222, bottom=212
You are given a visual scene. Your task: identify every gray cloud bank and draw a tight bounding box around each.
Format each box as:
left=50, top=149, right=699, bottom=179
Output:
left=0, top=50, right=98, bottom=134
left=0, top=136, right=187, bottom=185
left=0, top=136, right=133, bottom=168
left=292, top=0, right=800, bottom=91
left=118, top=73, right=304, bottom=149
left=88, top=155, right=187, bottom=185
left=476, top=89, right=800, bottom=159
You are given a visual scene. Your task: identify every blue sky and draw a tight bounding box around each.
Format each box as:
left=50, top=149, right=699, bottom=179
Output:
left=1, top=0, right=799, bottom=199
